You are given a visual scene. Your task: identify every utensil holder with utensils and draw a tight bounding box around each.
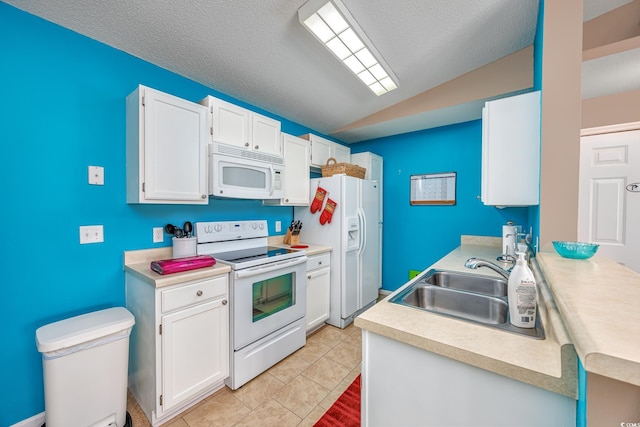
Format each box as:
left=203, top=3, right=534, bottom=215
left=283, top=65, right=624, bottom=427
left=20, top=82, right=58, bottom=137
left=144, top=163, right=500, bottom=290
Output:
left=172, top=236, right=197, bottom=258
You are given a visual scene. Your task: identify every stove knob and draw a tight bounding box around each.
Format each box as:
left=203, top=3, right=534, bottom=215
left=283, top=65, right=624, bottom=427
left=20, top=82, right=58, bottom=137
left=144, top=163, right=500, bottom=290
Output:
left=251, top=223, right=257, bottom=230
left=205, top=225, right=212, bottom=233
left=214, top=224, right=223, bottom=232
left=258, top=223, right=264, bottom=230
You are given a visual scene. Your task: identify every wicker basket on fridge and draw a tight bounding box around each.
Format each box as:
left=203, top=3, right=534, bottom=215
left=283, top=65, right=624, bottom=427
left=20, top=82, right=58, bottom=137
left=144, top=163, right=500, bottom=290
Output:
left=321, top=157, right=366, bottom=179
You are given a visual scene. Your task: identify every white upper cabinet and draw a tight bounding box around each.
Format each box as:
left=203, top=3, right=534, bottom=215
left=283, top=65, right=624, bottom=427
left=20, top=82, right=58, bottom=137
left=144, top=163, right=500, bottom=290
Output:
left=264, top=133, right=310, bottom=206
left=200, top=96, right=282, bottom=158
left=333, top=143, right=351, bottom=164
left=126, top=85, right=208, bottom=204
left=302, top=134, right=351, bottom=169
left=481, top=91, right=541, bottom=207
left=351, top=152, right=383, bottom=220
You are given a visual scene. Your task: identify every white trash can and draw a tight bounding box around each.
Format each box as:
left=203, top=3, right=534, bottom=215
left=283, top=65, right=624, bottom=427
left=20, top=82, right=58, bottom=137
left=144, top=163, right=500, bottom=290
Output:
left=36, top=307, right=135, bottom=427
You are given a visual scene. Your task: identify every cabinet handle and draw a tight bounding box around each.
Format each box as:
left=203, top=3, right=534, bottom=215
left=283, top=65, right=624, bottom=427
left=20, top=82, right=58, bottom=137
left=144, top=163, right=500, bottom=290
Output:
left=201, top=194, right=206, bottom=199
left=244, top=142, right=249, bottom=147
left=222, top=299, right=228, bottom=305
left=254, top=145, right=259, bottom=150
left=318, top=261, right=322, bottom=265
left=307, top=275, right=311, bottom=279
left=196, top=290, right=203, bottom=296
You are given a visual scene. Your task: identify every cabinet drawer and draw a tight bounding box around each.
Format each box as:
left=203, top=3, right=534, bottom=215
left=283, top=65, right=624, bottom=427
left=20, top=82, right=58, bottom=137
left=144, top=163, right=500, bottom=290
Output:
left=162, top=275, right=227, bottom=313
left=307, top=253, right=330, bottom=271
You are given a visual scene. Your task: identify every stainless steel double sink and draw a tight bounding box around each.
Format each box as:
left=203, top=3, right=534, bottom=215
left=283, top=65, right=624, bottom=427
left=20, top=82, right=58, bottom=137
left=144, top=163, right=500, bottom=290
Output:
left=389, top=269, right=544, bottom=339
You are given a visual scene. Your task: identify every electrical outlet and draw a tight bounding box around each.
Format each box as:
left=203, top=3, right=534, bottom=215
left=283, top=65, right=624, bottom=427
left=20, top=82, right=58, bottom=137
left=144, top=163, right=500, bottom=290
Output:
left=275, top=221, right=281, bottom=233
left=153, top=227, right=164, bottom=243
left=80, top=225, right=104, bottom=244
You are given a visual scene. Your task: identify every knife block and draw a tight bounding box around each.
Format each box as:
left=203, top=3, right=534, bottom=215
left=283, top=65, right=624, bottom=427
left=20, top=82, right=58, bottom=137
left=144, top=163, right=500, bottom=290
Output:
left=283, top=229, right=300, bottom=246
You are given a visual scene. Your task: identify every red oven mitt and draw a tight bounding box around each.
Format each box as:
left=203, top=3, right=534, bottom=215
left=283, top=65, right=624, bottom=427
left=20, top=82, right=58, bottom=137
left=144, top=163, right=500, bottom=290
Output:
left=319, top=198, right=337, bottom=225
left=310, top=186, right=327, bottom=213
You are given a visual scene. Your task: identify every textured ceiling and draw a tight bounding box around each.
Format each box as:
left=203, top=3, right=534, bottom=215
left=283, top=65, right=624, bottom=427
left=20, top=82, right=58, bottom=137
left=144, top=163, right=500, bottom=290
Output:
left=3, top=0, right=634, bottom=142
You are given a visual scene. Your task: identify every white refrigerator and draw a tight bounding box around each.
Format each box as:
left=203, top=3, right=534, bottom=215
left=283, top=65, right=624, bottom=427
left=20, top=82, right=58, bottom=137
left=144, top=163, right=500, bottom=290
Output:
left=295, top=175, right=380, bottom=328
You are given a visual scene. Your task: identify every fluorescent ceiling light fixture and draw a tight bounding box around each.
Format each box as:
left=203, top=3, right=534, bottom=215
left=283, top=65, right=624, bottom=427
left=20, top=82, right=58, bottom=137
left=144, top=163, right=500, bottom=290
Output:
left=298, top=0, right=399, bottom=96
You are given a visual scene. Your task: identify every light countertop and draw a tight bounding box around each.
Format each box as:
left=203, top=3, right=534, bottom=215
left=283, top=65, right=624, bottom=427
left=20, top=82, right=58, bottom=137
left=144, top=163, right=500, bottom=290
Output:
left=123, top=239, right=331, bottom=288
left=537, top=246, right=640, bottom=386
left=267, top=235, right=332, bottom=256
left=355, top=237, right=578, bottom=398
left=123, top=247, right=231, bottom=288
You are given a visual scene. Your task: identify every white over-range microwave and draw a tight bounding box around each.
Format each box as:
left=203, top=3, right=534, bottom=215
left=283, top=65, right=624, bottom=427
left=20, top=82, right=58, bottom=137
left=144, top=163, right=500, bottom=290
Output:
left=209, top=143, right=285, bottom=199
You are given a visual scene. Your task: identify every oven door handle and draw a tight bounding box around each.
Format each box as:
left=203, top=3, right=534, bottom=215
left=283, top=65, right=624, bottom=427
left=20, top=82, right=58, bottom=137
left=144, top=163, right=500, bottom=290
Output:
left=235, top=256, right=308, bottom=279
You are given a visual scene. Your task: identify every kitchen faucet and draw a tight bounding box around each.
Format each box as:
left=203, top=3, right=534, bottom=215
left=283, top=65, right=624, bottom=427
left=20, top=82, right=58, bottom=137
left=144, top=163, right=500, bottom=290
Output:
left=464, top=257, right=512, bottom=279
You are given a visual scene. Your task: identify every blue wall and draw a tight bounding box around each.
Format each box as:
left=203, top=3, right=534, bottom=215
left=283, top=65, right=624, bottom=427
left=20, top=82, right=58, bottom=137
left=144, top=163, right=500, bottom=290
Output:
left=353, top=121, right=530, bottom=292
left=0, top=4, right=315, bottom=424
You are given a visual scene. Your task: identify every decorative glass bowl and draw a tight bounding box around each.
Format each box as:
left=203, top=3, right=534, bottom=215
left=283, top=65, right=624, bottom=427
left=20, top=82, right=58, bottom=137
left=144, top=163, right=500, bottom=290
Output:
left=552, top=241, right=599, bottom=259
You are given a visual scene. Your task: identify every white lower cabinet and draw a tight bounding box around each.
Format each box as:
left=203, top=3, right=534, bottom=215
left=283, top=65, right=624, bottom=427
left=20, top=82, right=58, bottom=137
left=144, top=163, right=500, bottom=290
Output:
left=306, top=252, right=331, bottom=333
left=126, top=273, right=229, bottom=426
left=362, top=331, right=576, bottom=426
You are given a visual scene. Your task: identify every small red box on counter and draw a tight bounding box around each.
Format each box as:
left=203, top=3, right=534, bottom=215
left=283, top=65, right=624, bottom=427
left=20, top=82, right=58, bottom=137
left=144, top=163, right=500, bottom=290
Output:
left=150, top=255, right=216, bottom=275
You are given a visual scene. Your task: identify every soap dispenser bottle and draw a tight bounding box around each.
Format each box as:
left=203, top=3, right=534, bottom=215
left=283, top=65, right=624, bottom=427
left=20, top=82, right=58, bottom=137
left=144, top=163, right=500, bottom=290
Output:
left=508, top=252, right=537, bottom=328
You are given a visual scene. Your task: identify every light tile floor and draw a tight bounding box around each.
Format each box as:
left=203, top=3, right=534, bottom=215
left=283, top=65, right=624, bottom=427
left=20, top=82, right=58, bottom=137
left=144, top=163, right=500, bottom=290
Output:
left=128, top=323, right=362, bottom=427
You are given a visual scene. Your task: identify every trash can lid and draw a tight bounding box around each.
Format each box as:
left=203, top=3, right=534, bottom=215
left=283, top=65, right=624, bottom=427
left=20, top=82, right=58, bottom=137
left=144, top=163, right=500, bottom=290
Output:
left=36, top=307, right=135, bottom=353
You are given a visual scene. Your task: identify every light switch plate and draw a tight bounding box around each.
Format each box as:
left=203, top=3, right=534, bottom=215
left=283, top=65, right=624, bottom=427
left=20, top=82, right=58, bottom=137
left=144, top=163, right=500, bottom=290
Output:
left=88, top=166, right=104, bottom=185
left=80, top=225, right=104, bottom=244
left=275, top=221, right=281, bottom=233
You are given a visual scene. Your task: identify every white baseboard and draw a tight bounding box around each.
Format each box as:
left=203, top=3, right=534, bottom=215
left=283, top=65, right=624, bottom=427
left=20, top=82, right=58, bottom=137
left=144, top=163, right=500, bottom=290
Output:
left=11, top=412, right=44, bottom=427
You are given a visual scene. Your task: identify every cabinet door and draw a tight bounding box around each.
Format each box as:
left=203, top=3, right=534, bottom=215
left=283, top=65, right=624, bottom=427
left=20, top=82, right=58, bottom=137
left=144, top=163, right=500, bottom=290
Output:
left=282, top=134, right=310, bottom=205
left=211, top=98, right=250, bottom=149
left=481, top=91, right=540, bottom=206
left=310, top=135, right=333, bottom=168
left=160, top=297, right=229, bottom=415
left=306, top=266, right=330, bottom=332
left=333, top=143, right=351, bottom=164
left=137, top=87, right=208, bottom=204
left=252, top=113, right=282, bottom=156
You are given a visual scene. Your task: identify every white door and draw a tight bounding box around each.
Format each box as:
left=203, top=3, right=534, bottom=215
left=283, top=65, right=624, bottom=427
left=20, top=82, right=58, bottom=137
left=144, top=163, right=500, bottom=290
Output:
left=306, top=266, right=330, bottom=332
left=251, top=113, right=281, bottom=156
left=211, top=98, right=250, bottom=149
left=342, top=176, right=360, bottom=318
left=333, top=143, right=351, bottom=164
left=144, top=88, right=208, bottom=203
left=282, top=134, right=310, bottom=205
left=161, top=297, right=229, bottom=415
left=310, top=135, right=333, bottom=169
left=578, top=129, right=640, bottom=272
left=359, top=179, right=381, bottom=306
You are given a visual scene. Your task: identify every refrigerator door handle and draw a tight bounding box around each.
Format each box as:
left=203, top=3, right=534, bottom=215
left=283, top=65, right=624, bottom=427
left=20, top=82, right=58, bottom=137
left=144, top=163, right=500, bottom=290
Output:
left=358, top=210, right=366, bottom=254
